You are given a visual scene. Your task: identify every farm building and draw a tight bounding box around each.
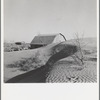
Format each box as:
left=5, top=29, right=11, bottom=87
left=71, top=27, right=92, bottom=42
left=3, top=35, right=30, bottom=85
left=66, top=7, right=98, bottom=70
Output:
left=30, top=33, right=66, bottom=49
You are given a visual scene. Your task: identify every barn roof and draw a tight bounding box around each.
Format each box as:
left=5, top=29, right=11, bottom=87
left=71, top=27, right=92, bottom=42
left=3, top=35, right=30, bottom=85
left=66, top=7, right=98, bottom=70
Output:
left=31, top=34, right=60, bottom=44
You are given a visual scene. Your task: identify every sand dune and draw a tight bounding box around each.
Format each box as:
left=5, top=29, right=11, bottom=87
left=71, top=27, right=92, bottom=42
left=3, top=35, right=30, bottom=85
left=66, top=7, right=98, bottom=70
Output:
left=4, top=37, right=97, bottom=83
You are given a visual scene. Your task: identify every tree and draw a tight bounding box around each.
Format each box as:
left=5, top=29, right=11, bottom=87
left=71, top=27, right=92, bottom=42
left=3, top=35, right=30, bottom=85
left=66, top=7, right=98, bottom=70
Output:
left=71, top=33, right=87, bottom=66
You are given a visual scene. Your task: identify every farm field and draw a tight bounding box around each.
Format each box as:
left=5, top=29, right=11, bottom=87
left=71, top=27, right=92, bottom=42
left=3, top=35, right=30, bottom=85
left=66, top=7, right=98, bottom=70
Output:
left=4, top=37, right=97, bottom=83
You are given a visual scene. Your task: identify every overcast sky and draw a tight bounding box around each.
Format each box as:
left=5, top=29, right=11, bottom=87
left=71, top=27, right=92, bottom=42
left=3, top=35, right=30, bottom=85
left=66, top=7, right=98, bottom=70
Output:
left=4, top=0, right=97, bottom=43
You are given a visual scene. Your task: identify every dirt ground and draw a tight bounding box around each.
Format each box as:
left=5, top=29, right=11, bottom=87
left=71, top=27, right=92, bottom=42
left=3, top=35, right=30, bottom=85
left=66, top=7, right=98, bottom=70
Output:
left=4, top=43, right=58, bottom=82
left=46, top=58, right=97, bottom=83
left=4, top=38, right=97, bottom=83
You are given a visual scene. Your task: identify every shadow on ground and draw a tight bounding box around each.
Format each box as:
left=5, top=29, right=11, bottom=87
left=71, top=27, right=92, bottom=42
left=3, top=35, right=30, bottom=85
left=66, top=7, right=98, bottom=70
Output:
left=6, top=44, right=78, bottom=83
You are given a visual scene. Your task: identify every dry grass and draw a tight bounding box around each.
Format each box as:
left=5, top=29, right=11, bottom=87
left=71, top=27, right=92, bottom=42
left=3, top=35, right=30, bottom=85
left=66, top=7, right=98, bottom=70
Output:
left=46, top=37, right=97, bottom=83
left=4, top=37, right=97, bottom=83
left=6, top=51, right=44, bottom=71
left=4, top=43, right=58, bottom=82
left=4, top=43, right=30, bottom=52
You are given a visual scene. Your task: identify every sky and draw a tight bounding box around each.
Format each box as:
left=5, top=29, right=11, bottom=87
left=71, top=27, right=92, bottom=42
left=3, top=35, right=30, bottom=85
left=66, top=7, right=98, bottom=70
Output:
left=4, top=0, right=97, bottom=43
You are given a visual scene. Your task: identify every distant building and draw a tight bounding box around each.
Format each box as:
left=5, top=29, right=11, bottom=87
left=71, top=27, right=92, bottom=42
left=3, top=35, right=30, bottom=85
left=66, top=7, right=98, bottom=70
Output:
left=30, top=33, right=66, bottom=49
left=15, top=42, right=22, bottom=45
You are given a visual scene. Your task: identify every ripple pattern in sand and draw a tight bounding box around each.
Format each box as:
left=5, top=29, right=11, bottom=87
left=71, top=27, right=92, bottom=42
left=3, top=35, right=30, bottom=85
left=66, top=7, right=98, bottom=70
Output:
left=46, top=61, right=97, bottom=83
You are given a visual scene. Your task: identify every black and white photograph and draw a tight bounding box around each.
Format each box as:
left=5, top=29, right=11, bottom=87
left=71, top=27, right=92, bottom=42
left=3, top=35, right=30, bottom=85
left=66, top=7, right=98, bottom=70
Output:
left=4, top=0, right=98, bottom=83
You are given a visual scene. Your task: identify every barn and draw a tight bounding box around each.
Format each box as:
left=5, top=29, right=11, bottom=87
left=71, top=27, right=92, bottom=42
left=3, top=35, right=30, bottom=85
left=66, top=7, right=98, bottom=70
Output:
left=30, top=33, right=66, bottom=49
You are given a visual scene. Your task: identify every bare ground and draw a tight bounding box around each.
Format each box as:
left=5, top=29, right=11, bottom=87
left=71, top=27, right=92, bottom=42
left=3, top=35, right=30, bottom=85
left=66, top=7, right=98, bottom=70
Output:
left=4, top=38, right=97, bottom=83
left=46, top=59, right=97, bottom=83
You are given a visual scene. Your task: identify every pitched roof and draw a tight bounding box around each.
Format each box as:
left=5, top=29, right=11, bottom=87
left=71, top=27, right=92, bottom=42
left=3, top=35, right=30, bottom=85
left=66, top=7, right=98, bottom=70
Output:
left=31, top=34, right=59, bottom=44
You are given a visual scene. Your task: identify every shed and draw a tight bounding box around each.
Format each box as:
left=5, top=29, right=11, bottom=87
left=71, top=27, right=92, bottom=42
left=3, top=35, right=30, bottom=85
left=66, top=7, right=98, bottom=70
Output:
left=30, top=33, right=66, bottom=49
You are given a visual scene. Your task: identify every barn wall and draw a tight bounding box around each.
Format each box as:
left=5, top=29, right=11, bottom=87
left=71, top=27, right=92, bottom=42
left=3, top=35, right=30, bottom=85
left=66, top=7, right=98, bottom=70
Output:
left=53, top=34, right=65, bottom=43
left=30, top=44, right=46, bottom=49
